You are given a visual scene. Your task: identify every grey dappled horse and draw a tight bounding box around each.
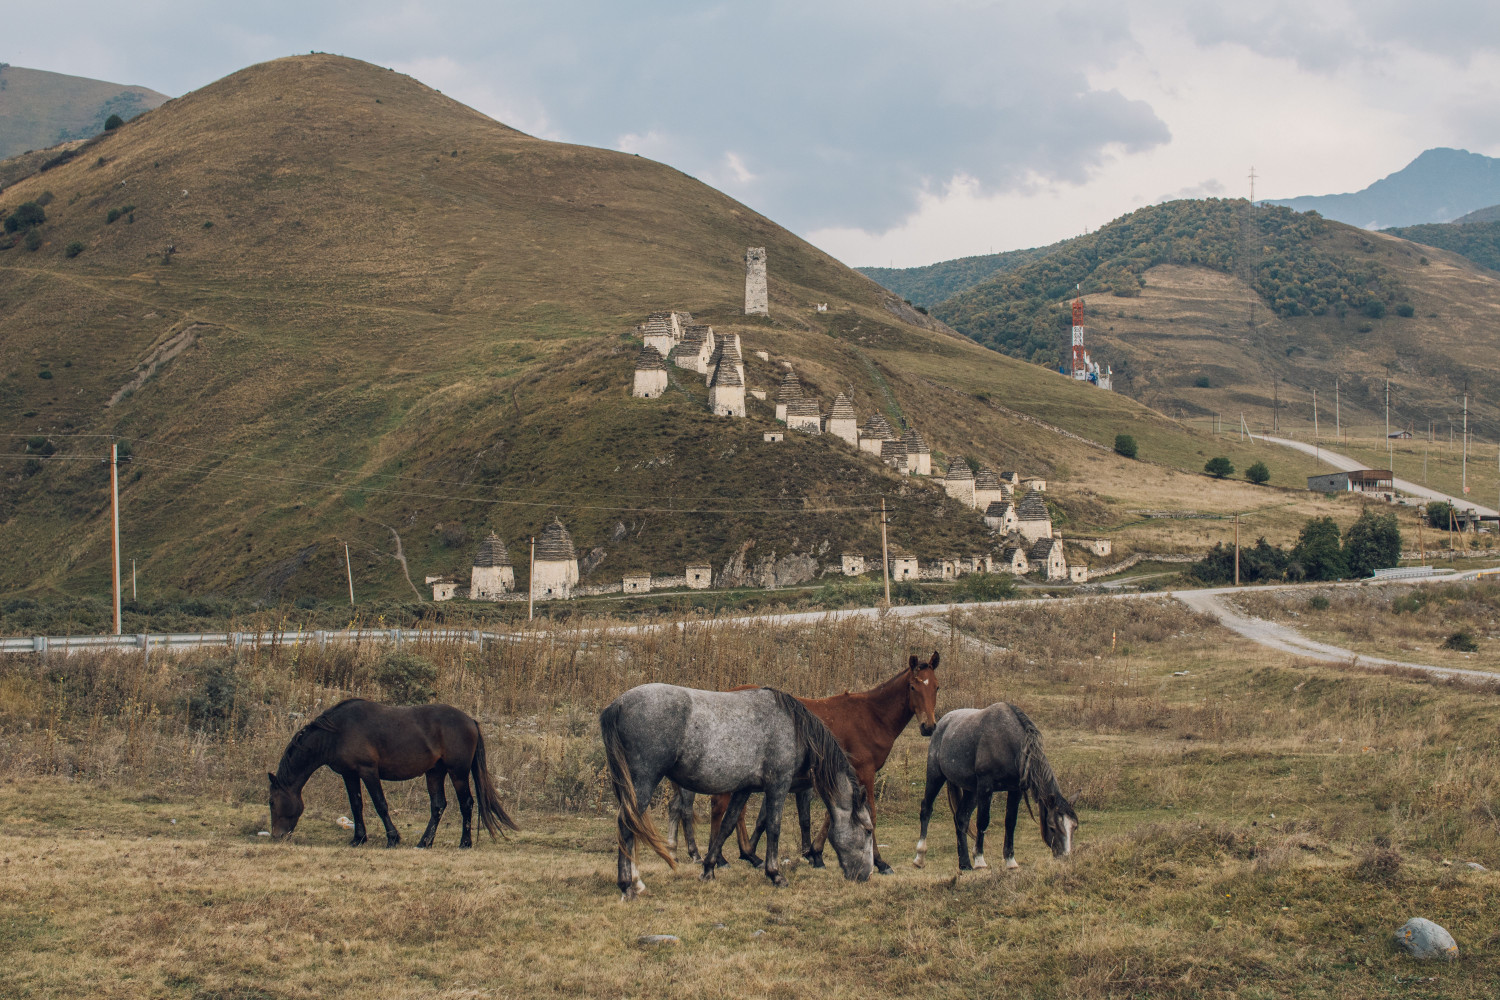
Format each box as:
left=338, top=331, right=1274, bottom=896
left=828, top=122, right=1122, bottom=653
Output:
left=914, top=703, right=1078, bottom=871
left=600, top=683, right=875, bottom=900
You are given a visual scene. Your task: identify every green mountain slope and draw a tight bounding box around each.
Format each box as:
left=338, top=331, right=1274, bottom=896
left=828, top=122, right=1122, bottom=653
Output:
left=932, top=199, right=1500, bottom=437
left=0, top=64, right=167, bottom=162
left=1383, top=219, right=1500, bottom=273
left=0, top=55, right=1327, bottom=605
left=857, top=246, right=1052, bottom=309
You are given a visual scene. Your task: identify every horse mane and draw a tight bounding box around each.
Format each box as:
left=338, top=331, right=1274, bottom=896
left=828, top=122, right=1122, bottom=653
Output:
left=767, top=688, right=860, bottom=804
left=1010, top=704, right=1073, bottom=818
left=276, top=698, right=362, bottom=782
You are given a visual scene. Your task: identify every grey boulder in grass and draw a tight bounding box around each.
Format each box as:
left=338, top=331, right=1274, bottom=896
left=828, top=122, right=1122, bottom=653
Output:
left=1394, top=918, right=1458, bottom=961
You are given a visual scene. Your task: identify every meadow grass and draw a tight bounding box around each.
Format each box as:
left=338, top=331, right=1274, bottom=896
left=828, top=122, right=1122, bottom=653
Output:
left=2, top=596, right=1498, bottom=997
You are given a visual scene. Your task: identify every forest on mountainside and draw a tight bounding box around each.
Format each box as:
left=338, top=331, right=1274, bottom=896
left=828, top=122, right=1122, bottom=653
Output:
left=933, top=199, right=1409, bottom=365
left=857, top=245, right=1051, bottom=309
left=1384, top=218, right=1500, bottom=273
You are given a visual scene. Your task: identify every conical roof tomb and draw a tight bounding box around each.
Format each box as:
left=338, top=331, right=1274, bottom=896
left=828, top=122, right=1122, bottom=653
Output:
left=535, top=519, right=577, bottom=561
left=473, top=532, right=512, bottom=567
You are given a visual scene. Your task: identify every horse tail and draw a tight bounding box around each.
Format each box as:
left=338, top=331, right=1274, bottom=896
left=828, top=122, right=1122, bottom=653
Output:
left=768, top=689, right=856, bottom=805
left=600, top=701, right=676, bottom=870
left=471, top=728, right=520, bottom=837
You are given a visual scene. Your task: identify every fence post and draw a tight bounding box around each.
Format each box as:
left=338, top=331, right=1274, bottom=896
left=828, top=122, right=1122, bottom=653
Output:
left=138, top=633, right=149, bottom=662
left=32, top=636, right=47, bottom=655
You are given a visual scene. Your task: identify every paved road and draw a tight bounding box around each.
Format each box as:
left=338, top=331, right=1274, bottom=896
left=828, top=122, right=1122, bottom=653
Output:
left=7, top=573, right=1495, bottom=684
left=1256, top=434, right=1498, bottom=518
left=1172, top=584, right=1497, bottom=683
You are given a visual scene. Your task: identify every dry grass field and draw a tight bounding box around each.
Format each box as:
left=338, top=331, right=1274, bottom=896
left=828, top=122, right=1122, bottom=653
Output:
left=3, top=594, right=1499, bottom=997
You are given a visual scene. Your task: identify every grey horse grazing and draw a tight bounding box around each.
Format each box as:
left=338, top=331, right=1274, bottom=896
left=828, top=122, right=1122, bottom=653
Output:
left=600, top=683, right=875, bottom=900
left=914, top=703, right=1078, bottom=871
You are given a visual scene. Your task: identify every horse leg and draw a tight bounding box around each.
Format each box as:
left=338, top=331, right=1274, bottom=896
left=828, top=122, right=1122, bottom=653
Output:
left=862, top=766, right=893, bottom=875
left=1003, top=790, right=1022, bottom=869
left=760, top=784, right=790, bottom=887
left=417, top=768, right=447, bottom=849
left=449, top=768, right=475, bottom=848
left=738, top=798, right=766, bottom=869
left=618, top=772, right=663, bottom=900
left=913, top=770, right=944, bottom=868
left=342, top=773, right=368, bottom=847
left=954, top=789, right=978, bottom=870
left=797, top=789, right=824, bottom=868
left=709, top=793, right=733, bottom=868
left=668, top=787, right=701, bottom=863
left=701, top=789, right=752, bottom=881
left=361, top=772, right=401, bottom=848
left=972, top=780, right=993, bottom=870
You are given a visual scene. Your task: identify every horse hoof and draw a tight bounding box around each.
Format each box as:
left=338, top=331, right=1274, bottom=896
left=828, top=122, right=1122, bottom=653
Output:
left=1005, top=859, right=1020, bottom=870
left=805, top=855, right=826, bottom=869
left=768, top=873, right=787, bottom=887
left=459, top=841, right=473, bottom=850
left=741, top=854, right=763, bottom=869
left=713, top=857, right=730, bottom=869
left=876, top=863, right=895, bottom=875
left=687, top=852, right=702, bottom=864
left=385, top=839, right=401, bottom=849
left=699, top=869, right=717, bottom=882
left=973, top=856, right=988, bottom=870
left=958, top=863, right=973, bottom=871
left=912, top=858, right=924, bottom=869
left=416, top=841, right=433, bottom=849
left=348, top=837, right=367, bottom=847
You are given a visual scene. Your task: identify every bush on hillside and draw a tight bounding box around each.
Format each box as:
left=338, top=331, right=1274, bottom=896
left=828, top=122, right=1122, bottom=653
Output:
left=1114, top=434, right=1137, bottom=459
left=1395, top=303, right=1415, bottom=317
left=23, top=229, right=42, bottom=251
left=64, top=241, right=84, bottom=258
left=4, top=201, right=44, bottom=232
left=1193, top=375, right=1211, bottom=388
left=104, top=113, right=124, bottom=131
left=1204, top=456, right=1234, bottom=478
left=1443, top=630, right=1480, bottom=652
left=1245, top=461, right=1270, bottom=484
left=1425, top=501, right=1454, bottom=529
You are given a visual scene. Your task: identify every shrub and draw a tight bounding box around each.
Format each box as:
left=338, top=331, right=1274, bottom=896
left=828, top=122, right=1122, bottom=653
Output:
left=1342, top=507, right=1401, bottom=578
left=4, top=201, right=45, bottom=232
left=375, top=651, right=437, bottom=704
left=183, top=657, right=248, bottom=731
left=106, top=208, right=121, bottom=224
left=1245, top=460, right=1270, bottom=484
left=1204, top=456, right=1234, bottom=478
left=439, top=523, right=469, bottom=548
left=1292, top=516, right=1346, bottom=581
left=103, top=113, right=124, bottom=131
left=952, top=573, right=1017, bottom=602
left=1362, top=300, right=1386, bottom=319
left=1442, top=630, right=1479, bottom=652
left=63, top=241, right=83, bottom=258
left=202, top=221, right=213, bottom=229
left=1193, top=375, right=1211, bottom=388
left=1114, top=434, right=1138, bottom=459
left=23, top=229, right=42, bottom=251
left=1394, top=303, right=1415, bottom=317
left=38, top=370, right=52, bottom=380
left=1306, top=594, right=1330, bottom=610
left=1425, top=501, right=1454, bottom=529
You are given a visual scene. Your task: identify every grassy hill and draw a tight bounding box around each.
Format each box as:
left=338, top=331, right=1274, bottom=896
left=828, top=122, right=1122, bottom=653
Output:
left=0, top=64, right=167, bottom=163
left=0, top=55, right=1340, bottom=608
left=856, top=245, right=1051, bottom=310
left=928, top=199, right=1500, bottom=449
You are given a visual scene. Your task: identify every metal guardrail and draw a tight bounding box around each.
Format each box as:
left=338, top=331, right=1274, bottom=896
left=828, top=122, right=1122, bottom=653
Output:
left=0, top=627, right=508, bottom=656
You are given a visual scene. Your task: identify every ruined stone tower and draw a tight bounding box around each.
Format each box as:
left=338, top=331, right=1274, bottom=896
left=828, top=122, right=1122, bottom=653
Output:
left=745, top=247, right=768, bottom=316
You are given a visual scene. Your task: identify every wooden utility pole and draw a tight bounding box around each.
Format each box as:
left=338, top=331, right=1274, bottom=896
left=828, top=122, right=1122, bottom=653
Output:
left=880, top=497, right=891, bottom=606
left=132, top=559, right=137, bottom=601
left=1273, top=377, right=1279, bottom=433
left=528, top=536, right=536, bottom=621
left=1234, top=514, right=1240, bottom=586
left=1335, top=378, right=1340, bottom=443
left=1418, top=512, right=1425, bottom=567
left=344, top=542, right=355, bottom=607
left=1461, top=393, right=1469, bottom=497
left=109, top=443, right=122, bottom=635
left=1313, top=389, right=1319, bottom=465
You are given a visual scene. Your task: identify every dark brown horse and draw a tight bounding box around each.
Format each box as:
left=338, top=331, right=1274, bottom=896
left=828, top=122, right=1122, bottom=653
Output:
left=268, top=698, right=518, bottom=847
left=669, top=651, right=940, bottom=875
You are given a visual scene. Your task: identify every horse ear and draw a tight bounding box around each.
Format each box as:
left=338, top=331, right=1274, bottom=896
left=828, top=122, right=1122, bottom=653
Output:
left=908, top=655, right=919, bottom=671
left=268, top=772, right=280, bottom=788
left=929, top=650, right=940, bottom=671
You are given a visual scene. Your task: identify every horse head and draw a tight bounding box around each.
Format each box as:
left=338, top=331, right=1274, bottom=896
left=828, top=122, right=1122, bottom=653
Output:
left=907, top=651, right=940, bottom=737
left=822, top=769, right=875, bottom=882
left=1037, top=791, right=1080, bottom=857
left=267, top=772, right=304, bottom=839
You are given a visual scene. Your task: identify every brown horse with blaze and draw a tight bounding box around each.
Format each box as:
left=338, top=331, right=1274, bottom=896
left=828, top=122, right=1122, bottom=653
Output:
left=669, top=651, right=940, bottom=875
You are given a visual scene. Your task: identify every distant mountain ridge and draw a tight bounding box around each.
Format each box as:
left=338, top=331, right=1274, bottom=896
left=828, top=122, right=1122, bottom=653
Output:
left=1266, top=148, right=1500, bottom=229
left=0, top=64, right=168, bottom=162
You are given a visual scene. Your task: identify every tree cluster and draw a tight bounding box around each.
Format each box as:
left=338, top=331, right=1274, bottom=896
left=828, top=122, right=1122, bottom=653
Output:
left=1191, top=508, right=1401, bottom=584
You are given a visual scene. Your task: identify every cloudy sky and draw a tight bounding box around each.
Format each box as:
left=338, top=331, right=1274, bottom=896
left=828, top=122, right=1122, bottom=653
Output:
left=11, top=1, right=1500, bottom=266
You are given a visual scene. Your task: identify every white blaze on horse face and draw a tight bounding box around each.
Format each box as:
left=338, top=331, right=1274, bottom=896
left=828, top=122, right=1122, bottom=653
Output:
left=1063, top=817, right=1077, bottom=855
